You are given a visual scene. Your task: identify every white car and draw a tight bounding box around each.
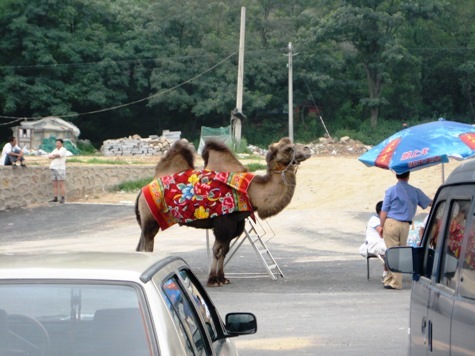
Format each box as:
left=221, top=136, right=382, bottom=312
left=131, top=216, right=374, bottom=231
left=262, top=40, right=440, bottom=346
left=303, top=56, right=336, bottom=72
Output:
left=0, top=252, right=257, bottom=355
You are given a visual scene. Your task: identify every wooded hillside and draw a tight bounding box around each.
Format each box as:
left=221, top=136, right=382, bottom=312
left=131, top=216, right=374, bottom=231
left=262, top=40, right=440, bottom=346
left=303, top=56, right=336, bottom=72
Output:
left=0, top=0, right=473, bottom=147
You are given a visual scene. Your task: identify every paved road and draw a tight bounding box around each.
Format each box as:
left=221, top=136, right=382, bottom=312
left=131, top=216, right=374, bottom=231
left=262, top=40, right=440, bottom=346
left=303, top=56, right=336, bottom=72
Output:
left=0, top=203, right=411, bottom=355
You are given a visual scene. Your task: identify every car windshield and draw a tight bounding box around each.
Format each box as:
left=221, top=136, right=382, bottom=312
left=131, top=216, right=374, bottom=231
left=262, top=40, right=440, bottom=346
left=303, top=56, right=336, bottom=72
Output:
left=0, top=282, right=152, bottom=356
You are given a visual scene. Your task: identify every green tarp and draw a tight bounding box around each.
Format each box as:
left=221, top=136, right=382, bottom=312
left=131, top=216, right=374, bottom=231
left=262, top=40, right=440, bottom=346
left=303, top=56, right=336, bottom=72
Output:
left=39, top=137, right=80, bottom=155
left=197, top=126, right=232, bottom=154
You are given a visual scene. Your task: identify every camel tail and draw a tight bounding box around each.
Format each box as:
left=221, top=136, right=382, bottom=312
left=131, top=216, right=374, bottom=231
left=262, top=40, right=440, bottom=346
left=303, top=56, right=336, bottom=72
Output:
left=135, top=190, right=142, bottom=226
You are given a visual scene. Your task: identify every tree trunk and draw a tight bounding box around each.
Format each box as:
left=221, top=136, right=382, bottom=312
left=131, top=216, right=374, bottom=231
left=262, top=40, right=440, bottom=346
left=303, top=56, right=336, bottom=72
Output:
left=466, top=84, right=475, bottom=122
left=364, top=62, right=382, bottom=128
left=370, top=107, right=379, bottom=128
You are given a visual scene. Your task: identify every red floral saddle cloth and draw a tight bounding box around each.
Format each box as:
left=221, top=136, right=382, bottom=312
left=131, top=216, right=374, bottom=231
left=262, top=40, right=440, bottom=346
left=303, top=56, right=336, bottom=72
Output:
left=142, top=169, right=255, bottom=230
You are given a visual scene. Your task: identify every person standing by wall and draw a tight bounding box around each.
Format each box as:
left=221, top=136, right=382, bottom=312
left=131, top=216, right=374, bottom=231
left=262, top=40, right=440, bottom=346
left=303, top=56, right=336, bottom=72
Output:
left=48, top=139, right=67, bottom=203
left=380, top=171, right=432, bottom=290
left=1, top=136, right=26, bottom=167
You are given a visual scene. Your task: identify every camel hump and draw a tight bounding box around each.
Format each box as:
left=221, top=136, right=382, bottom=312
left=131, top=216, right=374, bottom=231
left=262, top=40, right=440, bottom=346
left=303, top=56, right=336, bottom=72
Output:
left=154, top=139, right=195, bottom=177
left=172, top=139, right=194, bottom=155
left=202, top=138, right=231, bottom=153
left=202, top=139, right=248, bottom=173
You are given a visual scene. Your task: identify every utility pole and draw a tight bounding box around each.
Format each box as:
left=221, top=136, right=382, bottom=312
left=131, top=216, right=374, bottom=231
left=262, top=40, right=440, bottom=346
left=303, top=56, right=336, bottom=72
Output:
left=287, top=42, right=295, bottom=143
left=232, top=6, right=246, bottom=149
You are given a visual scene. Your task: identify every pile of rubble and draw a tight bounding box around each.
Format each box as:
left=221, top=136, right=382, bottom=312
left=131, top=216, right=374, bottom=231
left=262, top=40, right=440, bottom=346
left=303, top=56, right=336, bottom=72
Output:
left=101, top=133, right=370, bottom=157
left=307, top=136, right=370, bottom=156
left=101, top=131, right=181, bottom=156
left=248, top=136, right=370, bottom=157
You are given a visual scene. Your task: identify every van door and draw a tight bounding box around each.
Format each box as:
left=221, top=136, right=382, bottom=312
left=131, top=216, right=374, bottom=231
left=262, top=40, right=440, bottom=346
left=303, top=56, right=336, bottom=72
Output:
left=450, top=208, right=475, bottom=355
left=409, top=199, right=447, bottom=355
left=425, top=197, right=471, bottom=354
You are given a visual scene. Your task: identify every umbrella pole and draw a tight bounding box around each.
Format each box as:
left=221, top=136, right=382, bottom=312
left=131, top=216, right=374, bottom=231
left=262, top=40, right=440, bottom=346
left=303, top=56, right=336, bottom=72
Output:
left=442, top=163, right=445, bottom=182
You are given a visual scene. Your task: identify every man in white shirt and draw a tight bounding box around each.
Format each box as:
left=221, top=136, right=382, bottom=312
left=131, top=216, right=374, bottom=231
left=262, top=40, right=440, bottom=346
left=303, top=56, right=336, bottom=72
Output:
left=1, top=136, right=26, bottom=167
left=48, top=139, right=67, bottom=203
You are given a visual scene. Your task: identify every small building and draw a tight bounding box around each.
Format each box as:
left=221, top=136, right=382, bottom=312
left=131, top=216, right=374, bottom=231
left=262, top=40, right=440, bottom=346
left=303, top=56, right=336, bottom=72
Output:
left=295, top=101, right=321, bottom=116
left=11, top=116, right=80, bottom=149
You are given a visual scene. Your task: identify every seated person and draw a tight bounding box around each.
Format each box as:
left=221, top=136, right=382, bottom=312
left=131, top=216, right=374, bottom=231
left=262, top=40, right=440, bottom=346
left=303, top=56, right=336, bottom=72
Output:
left=1, top=136, right=26, bottom=167
left=359, top=201, right=387, bottom=279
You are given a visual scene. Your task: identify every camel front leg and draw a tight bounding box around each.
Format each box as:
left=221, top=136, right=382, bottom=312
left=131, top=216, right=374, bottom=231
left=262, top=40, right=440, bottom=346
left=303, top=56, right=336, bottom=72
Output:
left=207, top=215, right=247, bottom=286
left=216, top=218, right=246, bottom=284
left=216, top=242, right=231, bottom=285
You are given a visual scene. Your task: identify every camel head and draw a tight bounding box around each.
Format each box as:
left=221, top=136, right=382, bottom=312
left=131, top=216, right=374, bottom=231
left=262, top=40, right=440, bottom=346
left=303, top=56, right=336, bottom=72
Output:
left=266, top=137, right=311, bottom=172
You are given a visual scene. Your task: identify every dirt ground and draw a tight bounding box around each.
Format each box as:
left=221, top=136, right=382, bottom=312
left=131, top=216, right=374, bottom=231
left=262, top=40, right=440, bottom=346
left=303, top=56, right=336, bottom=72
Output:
left=66, top=154, right=458, bottom=229
left=6, top=153, right=458, bottom=355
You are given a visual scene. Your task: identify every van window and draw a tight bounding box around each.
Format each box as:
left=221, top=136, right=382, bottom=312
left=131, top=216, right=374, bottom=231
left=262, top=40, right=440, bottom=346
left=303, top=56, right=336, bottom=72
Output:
left=460, top=219, right=475, bottom=300
left=438, top=200, right=470, bottom=289
left=422, top=201, right=446, bottom=278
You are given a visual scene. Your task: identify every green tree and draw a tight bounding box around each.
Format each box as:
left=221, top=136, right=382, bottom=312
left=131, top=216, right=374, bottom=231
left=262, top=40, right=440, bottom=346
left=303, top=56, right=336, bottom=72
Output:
left=0, top=0, right=473, bottom=147
left=0, top=0, right=126, bottom=116
left=312, top=0, right=447, bottom=128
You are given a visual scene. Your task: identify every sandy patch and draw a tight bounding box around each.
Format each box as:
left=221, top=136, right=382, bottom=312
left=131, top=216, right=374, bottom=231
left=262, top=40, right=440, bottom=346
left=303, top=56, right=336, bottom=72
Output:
left=73, top=155, right=458, bottom=228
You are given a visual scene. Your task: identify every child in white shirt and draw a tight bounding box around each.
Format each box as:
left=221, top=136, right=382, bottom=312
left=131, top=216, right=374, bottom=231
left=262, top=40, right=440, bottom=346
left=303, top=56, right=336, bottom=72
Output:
left=359, top=201, right=387, bottom=279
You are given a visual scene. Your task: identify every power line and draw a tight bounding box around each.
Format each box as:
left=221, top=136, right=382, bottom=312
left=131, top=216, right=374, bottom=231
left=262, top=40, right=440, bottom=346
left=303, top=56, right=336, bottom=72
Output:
left=0, top=48, right=280, bottom=71
left=0, top=50, right=238, bottom=121
left=0, top=118, right=25, bottom=126
left=0, top=53, right=224, bottom=70
left=0, top=45, right=471, bottom=71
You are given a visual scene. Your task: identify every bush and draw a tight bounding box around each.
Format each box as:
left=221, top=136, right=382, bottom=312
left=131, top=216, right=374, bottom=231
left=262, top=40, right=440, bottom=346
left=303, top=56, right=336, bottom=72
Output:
left=356, top=119, right=405, bottom=145
left=245, top=162, right=267, bottom=172
left=67, top=158, right=134, bottom=165
left=76, top=140, right=97, bottom=155
left=295, top=117, right=322, bottom=143
left=235, top=137, right=251, bottom=153
left=114, top=177, right=153, bottom=192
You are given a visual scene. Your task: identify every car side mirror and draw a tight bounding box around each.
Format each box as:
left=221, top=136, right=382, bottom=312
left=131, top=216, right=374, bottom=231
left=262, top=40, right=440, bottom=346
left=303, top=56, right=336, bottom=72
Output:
left=386, top=246, right=419, bottom=274
left=225, top=312, right=257, bottom=336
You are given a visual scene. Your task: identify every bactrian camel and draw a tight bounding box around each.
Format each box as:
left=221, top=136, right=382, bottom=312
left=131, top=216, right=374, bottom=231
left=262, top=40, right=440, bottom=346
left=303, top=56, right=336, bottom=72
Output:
left=135, top=137, right=311, bottom=286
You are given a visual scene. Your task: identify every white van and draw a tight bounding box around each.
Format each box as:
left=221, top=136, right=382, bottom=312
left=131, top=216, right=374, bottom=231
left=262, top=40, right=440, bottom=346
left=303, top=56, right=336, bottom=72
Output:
left=386, top=159, right=475, bottom=355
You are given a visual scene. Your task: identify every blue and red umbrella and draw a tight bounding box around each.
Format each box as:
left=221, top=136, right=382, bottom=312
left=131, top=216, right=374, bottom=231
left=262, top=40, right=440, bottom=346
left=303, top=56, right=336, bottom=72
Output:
left=358, top=119, right=475, bottom=175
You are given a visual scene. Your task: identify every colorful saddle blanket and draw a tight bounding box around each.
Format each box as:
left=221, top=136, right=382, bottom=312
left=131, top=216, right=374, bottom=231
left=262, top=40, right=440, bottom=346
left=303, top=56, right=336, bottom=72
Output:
left=142, top=169, right=255, bottom=230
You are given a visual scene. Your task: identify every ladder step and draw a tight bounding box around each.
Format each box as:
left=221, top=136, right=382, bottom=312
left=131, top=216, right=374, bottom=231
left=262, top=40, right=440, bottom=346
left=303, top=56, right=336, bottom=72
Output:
left=219, top=217, right=284, bottom=280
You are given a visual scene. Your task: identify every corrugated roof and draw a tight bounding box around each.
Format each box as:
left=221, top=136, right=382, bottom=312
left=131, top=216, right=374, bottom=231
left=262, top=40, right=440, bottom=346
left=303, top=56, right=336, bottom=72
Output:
left=20, top=116, right=80, bottom=137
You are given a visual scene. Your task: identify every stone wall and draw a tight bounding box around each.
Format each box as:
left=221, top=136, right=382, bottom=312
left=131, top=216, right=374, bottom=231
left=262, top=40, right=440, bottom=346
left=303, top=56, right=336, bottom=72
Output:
left=0, top=165, right=154, bottom=211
